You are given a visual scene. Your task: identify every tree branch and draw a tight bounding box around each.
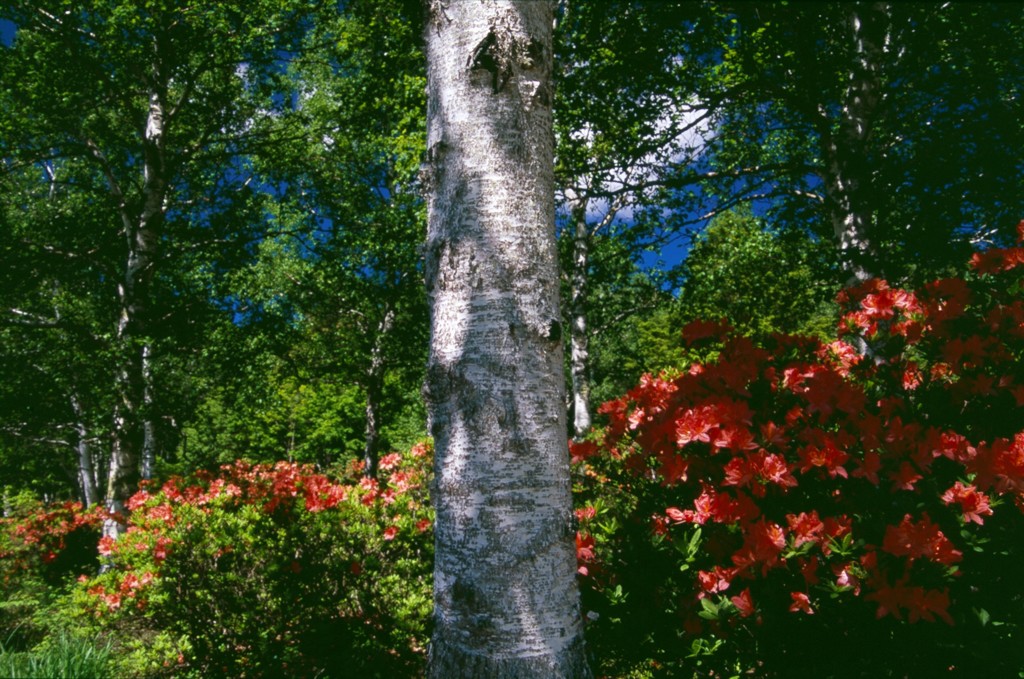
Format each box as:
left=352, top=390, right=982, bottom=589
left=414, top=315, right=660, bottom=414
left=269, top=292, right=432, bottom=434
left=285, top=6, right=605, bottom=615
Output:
left=5, top=308, right=60, bottom=328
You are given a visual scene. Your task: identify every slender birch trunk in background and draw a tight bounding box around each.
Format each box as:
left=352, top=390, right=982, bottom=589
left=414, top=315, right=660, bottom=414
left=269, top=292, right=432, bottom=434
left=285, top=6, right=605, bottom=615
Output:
left=823, top=1, right=890, bottom=286
left=568, top=199, right=592, bottom=438
left=363, top=307, right=395, bottom=479
left=565, top=193, right=622, bottom=440
left=69, top=393, right=99, bottom=506
left=102, top=53, right=168, bottom=541
left=422, top=0, right=590, bottom=675
left=141, top=343, right=157, bottom=481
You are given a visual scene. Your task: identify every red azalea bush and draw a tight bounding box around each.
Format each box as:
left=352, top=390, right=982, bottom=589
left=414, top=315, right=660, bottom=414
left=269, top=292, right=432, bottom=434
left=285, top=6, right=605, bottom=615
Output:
left=574, top=225, right=1024, bottom=677
left=0, top=495, right=104, bottom=649
left=71, top=442, right=434, bottom=677
left=1, top=497, right=105, bottom=585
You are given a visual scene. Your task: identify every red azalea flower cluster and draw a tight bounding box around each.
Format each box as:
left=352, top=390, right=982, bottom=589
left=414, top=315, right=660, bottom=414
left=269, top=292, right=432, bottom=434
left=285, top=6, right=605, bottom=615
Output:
left=1, top=500, right=105, bottom=582
left=575, top=228, right=1024, bottom=637
left=86, top=454, right=432, bottom=614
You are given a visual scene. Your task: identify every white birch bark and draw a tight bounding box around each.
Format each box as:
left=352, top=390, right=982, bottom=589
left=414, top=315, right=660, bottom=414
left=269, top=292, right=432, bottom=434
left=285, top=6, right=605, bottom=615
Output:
left=141, top=342, right=156, bottom=481
left=823, top=1, right=890, bottom=286
left=363, top=307, right=395, bottom=479
left=564, top=193, right=621, bottom=440
left=422, top=1, right=590, bottom=676
left=69, top=393, right=99, bottom=506
left=104, top=57, right=168, bottom=540
left=568, top=199, right=591, bottom=438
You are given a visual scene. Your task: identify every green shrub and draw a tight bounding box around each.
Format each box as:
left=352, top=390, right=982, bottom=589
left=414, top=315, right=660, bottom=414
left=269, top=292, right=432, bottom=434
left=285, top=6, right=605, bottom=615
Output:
left=0, top=494, right=103, bottom=653
left=72, top=442, right=434, bottom=677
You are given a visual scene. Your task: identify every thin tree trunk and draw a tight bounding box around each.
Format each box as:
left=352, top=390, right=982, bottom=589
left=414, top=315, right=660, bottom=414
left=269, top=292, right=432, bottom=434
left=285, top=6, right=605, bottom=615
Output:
left=104, top=60, right=168, bottom=539
left=822, top=1, right=889, bottom=286
left=422, top=1, right=590, bottom=676
left=69, top=393, right=99, bottom=506
left=568, top=199, right=591, bottom=439
left=141, top=343, right=156, bottom=481
left=363, top=308, right=395, bottom=479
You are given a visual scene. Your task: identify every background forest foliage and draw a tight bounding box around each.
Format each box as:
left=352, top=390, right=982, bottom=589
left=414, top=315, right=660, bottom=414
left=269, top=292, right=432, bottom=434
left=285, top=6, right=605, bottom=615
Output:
left=1, top=1, right=1022, bottom=677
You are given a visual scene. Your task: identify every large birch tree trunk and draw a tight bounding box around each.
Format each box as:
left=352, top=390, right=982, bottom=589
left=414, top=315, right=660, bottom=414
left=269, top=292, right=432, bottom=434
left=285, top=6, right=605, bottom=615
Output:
left=422, top=1, right=590, bottom=676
